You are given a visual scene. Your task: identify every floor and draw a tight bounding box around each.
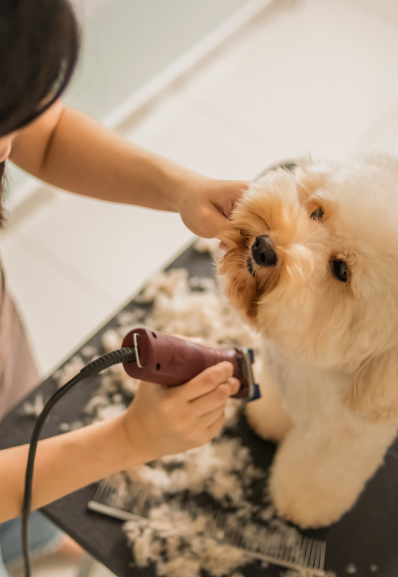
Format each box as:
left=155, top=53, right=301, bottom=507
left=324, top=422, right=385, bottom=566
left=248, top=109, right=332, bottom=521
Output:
left=3, top=0, right=398, bottom=575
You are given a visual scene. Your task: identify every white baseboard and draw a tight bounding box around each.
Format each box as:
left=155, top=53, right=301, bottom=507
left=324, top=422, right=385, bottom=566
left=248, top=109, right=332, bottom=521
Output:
left=103, top=0, right=275, bottom=130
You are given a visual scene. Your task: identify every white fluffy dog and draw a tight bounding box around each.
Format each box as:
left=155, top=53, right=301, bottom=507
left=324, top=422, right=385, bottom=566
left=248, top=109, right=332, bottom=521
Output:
left=218, top=154, right=398, bottom=529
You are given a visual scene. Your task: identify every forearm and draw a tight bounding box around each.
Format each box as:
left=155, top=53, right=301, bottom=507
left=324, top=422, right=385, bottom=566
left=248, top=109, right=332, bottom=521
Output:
left=11, top=104, right=198, bottom=210
left=0, top=415, right=144, bottom=523
left=10, top=101, right=249, bottom=238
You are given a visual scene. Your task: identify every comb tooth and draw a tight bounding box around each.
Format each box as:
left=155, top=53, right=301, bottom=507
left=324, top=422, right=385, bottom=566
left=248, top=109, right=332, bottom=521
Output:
left=113, top=490, right=122, bottom=509
left=131, top=489, right=141, bottom=510
left=320, top=540, right=326, bottom=570
left=240, top=523, right=248, bottom=546
left=239, top=521, right=249, bottom=548
left=304, top=538, right=313, bottom=568
left=308, top=540, right=317, bottom=569
left=98, top=482, right=106, bottom=503
left=96, top=481, right=104, bottom=502
left=311, top=540, right=321, bottom=571
left=104, top=481, right=112, bottom=504
left=236, top=524, right=246, bottom=548
left=215, top=511, right=223, bottom=529
left=264, top=529, right=273, bottom=555
left=138, top=492, right=147, bottom=516
left=142, top=494, right=152, bottom=517
left=259, top=527, right=269, bottom=551
left=228, top=526, right=240, bottom=548
left=243, top=523, right=255, bottom=549
left=268, top=530, right=277, bottom=557
left=129, top=488, right=138, bottom=508
left=263, top=530, right=272, bottom=555
left=135, top=490, right=147, bottom=516
left=272, top=531, right=280, bottom=558
left=240, top=523, right=248, bottom=549
left=299, top=537, right=308, bottom=566
left=293, top=535, right=303, bottom=564
left=285, top=536, right=295, bottom=562
left=110, top=487, right=119, bottom=507
left=269, top=530, right=279, bottom=556
left=274, top=531, right=282, bottom=557
left=208, top=513, right=217, bottom=535
left=313, top=541, right=321, bottom=570
left=249, top=523, right=259, bottom=550
left=188, top=503, right=198, bottom=520
left=287, top=542, right=297, bottom=563
left=285, top=533, right=296, bottom=563
left=280, top=534, right=289, bottom=561
left=251, top=525, right=259, bottom=553
left=256, top=526, right=267, bottom=552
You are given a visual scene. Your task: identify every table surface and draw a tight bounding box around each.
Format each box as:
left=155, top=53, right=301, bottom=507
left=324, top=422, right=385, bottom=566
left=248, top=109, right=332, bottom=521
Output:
left=1, top=244, right=398, bottom=577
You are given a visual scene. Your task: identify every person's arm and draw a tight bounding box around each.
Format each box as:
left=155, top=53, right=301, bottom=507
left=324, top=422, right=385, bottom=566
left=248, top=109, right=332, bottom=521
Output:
left=0, top=362, right=239, bottom=523
left=9, top=102, right=248, bottom=238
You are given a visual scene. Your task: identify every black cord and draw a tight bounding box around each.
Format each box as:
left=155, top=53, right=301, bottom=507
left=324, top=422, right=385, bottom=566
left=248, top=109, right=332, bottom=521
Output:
left=22, top=347, right=136, bottom=577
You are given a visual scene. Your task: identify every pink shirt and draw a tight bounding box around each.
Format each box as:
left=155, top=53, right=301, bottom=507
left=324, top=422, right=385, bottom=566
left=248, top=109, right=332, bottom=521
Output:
left=0, top=267, right=38, bottom=421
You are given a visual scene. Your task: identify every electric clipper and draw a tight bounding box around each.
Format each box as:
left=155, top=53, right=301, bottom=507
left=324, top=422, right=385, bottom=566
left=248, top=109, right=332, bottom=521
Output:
left=122, top=327, right=260, bottom=401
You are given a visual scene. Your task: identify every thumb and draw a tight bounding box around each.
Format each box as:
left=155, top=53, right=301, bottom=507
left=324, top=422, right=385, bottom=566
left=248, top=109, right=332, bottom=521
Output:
left=202, top=205, right=229, bottom=239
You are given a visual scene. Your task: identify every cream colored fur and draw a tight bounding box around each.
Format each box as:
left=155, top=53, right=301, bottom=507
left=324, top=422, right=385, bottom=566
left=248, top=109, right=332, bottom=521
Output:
left=218, top=154, right=398, bottom=528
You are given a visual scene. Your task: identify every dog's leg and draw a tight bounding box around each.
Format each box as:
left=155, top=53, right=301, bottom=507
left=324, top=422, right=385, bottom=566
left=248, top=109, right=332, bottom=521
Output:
left=245, top=359, right=292, bottom=443
left=268, top=424, right=396, bottom=528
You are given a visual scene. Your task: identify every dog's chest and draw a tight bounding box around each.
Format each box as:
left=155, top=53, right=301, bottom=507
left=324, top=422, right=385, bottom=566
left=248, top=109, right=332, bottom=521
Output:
left=261, top=340, right=350, bottom=430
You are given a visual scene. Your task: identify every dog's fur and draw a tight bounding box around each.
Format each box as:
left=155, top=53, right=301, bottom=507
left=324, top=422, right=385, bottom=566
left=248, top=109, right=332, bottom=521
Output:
left=218, top=154, right=398, bottom=528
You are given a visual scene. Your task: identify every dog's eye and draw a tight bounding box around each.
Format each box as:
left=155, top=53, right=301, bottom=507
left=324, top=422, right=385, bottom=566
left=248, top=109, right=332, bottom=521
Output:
left=332, top=260, right=348, bottom=283
left=310, top=207, right=324, bottom=220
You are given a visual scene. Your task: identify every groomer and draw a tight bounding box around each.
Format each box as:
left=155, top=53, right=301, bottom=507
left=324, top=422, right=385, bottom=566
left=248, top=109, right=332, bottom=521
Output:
left=0, top=1, right=247, bottom=573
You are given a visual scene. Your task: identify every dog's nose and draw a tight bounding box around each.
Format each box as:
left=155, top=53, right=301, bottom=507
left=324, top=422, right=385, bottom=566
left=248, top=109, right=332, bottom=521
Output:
left=251, top=235, right=277, bottom=267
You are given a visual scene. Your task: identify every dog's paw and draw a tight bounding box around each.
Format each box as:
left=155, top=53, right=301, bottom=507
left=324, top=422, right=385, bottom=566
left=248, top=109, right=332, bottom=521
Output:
left=269, top=466, right=348, bottom=528
left=268, top=433, right=361, bottom=528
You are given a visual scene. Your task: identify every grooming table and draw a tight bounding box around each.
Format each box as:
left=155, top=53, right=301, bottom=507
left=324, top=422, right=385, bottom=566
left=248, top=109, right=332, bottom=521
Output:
left=1, top=243, right=398, bottom=577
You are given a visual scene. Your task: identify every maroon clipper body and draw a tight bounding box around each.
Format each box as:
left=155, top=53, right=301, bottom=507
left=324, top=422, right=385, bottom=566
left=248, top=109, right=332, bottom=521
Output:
left=122, top=327, right=260, bottom=401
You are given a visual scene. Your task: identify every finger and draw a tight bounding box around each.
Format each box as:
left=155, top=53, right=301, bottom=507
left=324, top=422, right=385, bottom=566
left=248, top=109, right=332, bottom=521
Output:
left=197, top=405, right=226, bottom=429
left=214, top=181, right=250, bottom=219
left=208, top=207, right=229, bottom=237
left=206, top=412, right=226, bottom=440
left=179, top=362, right=235, bottom=401
left=190, top=379, right=239, bottom=417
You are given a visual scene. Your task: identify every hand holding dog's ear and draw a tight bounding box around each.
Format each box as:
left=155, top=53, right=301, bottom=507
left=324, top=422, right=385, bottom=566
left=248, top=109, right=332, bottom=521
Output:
left=346, top=346, right=398, bottom=423
left=176, top=176, right=249, bottom=238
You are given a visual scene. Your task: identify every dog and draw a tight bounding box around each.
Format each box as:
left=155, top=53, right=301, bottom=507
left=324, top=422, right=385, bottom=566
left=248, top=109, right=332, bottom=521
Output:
left=218, top=154, right=398, bottom=528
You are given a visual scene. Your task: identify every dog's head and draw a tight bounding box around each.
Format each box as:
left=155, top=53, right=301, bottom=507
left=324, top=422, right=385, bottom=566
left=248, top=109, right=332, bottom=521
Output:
left=219, top=154, right=398, bottom=423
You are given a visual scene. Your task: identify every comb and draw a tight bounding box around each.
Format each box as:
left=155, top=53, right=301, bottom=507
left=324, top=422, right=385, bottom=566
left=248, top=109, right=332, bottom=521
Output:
left=88, top=479, right=327, bottom=576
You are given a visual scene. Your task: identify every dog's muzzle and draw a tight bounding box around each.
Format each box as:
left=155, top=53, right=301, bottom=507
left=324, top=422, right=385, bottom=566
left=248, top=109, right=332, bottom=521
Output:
left=252, top=235, right=277, bottom=267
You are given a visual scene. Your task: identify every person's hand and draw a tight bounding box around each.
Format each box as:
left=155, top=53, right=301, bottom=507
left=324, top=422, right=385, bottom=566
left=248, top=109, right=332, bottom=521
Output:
left=120, top=362, right=240, bottom=464
left=176, top=175, right=249, bottom=239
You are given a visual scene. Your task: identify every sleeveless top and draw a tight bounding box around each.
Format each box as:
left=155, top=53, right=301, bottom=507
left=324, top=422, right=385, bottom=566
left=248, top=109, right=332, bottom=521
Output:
left=0, top=265, right=38, bottom=421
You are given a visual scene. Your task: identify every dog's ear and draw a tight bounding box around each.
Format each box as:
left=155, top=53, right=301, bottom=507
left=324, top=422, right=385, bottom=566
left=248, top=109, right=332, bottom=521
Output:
left=295, top=158, right=329, bottom=202
left=345, top=346, right=398, bottom=423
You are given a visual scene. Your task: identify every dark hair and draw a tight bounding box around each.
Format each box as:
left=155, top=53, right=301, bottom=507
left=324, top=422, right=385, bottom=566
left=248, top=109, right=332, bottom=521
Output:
left=0, top=0, right=80, bottom=138
left=0, top=0, right=80, bottom=222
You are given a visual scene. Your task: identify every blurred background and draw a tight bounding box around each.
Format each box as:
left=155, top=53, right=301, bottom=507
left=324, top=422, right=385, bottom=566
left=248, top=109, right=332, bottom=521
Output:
left=4, top=0, right=398, bottom=573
